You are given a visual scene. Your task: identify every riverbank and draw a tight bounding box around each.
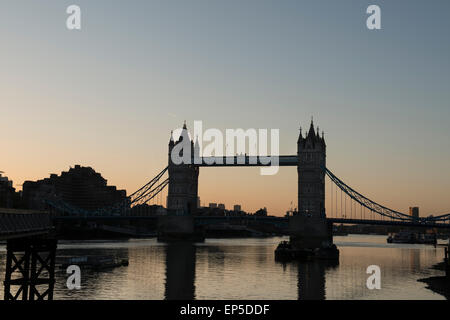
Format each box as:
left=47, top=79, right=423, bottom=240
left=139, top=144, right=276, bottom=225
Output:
left=418, top=276, right=450, bottom=300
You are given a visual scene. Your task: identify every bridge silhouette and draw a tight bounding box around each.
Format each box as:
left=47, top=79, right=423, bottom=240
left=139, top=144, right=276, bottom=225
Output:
left=2, top=121, right=450, bottom=301
left=3, top=120, right=450, bottom=243
left=41, top=160, right=450, bottom=229
left=38, top=120, right=450, bottom=229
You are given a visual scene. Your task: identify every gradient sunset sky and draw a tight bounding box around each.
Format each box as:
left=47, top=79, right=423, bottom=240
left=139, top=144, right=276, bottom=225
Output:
left=1, top=0, right=449, bottom=217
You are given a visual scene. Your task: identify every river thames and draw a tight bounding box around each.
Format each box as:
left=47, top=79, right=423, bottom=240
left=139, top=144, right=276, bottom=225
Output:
left=0, top=235, right=447, bottom=300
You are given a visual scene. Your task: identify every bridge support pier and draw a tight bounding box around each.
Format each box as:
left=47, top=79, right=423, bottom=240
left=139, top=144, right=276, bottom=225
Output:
left=289, top=215, right=332, bottom=249
left=275, top=215, right=338, bottom=261
left=157, top=215, right=205, bottom=242
left=3, top=238, right=57, bottom=301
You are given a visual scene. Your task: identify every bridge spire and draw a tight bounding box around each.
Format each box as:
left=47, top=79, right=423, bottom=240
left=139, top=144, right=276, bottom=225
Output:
left=297, top=126, right=303, bottom=143
left=169, top=130, right=174, bottom=146
left=308, top=117, right=315, bottom=137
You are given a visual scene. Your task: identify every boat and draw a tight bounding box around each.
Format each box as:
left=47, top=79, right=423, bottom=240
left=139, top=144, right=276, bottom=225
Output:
left=387, top=231, right=414, bottom=243
left=59, top=255, right=129, bottom=270
left=387, top=231, right=437, bottom=245
left=333, top=230, right=349, bottom=236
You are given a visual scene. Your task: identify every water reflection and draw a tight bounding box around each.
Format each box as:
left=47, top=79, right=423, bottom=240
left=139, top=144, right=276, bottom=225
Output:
left=296, top=261, right=338, bottom=300
left=54, top=246, right=130, bottom=300
left=0, top=236, right=446, bottom=300
left=165, top=243, right=196, bottom=300
left=410, top=249, right=420, bottom=271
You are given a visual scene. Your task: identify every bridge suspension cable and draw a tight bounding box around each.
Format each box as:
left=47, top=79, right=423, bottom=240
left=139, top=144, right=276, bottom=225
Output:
left=129, top=166, right=168, bottom=205
left=326, top=167, right=450, bottom=223
left=131, top=178, right=169, bottom=207
left=326, top=168, right=414, bottom=221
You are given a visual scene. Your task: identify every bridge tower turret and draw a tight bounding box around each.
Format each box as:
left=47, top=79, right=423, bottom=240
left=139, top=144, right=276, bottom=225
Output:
left=297, top=118, right=326, bottom=217
left=167, top=123, right=199, bottom=215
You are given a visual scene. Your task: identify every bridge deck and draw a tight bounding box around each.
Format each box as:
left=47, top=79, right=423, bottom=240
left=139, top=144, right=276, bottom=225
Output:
left=328, top=218, right=450, bottom=229
left=195, top=155, right=298, bottom=167
left=48, top=214, right=450, bottom=229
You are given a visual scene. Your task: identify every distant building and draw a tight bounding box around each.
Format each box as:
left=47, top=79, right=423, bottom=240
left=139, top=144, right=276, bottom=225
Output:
left=409, top=207, right=419, bottom=220
left=233, top=204, right=241, bottom=212
left=130, top=204, right=166, bottom=216
left=0, top=173, right=15, bottom=208
left=22, top=165, right=127, bottom=211
left=196, top=203, right=249, bottom=217
left=254, top=207, right=268, bottom=217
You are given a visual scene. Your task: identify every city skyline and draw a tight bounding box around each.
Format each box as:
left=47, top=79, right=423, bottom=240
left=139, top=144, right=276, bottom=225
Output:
left=2, top=0, right=450, bottom=216
left=2, top=117, right=449, bottom=217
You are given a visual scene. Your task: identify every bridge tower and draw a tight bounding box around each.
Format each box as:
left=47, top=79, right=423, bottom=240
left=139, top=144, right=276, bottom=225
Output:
left=297, top=118, right=326, bottom=217
left=166, top=123, right=199, bottom=215
left=288, top=119, right=333, bottom=252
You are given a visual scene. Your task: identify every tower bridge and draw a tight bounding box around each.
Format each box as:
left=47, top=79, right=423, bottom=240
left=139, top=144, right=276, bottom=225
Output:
left=3, top=119, right=450, bottom=299
left=159, top=120, right=450, bottom=246
left=42, top=119, right=450, bottom=230
left=166, top=120, right=326, bottom=217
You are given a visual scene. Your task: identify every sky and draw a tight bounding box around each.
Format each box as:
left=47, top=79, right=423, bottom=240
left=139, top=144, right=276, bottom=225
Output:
left=1, top=0, right=449, bottom=217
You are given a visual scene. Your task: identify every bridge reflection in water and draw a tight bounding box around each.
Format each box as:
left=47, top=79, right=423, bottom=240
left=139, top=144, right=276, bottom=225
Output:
left=164, top=243, right=196, bottom=300
left=163, top=245, right=327, bottom=300
left=162, top=240, right=338, bottom=301
left=164, top=246, right=336, bottom=301
left=296, top=261, right=338, bottom=300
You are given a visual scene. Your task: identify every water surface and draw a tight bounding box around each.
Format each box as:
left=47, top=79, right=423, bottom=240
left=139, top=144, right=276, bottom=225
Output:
left=0, top=235, right=446, bottom=300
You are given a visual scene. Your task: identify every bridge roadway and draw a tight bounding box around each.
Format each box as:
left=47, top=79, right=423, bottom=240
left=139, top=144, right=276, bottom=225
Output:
left=328, top=218, right=450, bottom=229
left=0, top=209, right=53, bottom=240
left=52, top=214, right=450, bottom=229
left=192, top=155, right=298, bottom=167
left=2, top=208, right=450, bottom=238
left=52, top=214, right=286, bottom=222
